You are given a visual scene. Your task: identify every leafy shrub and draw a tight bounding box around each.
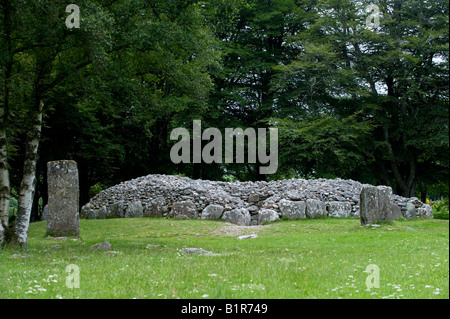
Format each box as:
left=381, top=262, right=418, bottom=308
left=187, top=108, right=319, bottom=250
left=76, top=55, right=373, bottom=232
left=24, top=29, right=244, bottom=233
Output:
left=89, top=182, right=107, bottom=199
left=432, top=198, right=449, bottom=220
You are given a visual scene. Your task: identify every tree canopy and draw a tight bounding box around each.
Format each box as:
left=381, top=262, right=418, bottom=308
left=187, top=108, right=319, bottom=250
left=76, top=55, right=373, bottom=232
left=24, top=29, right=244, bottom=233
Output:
left=0, top=0, right=448, bottom=245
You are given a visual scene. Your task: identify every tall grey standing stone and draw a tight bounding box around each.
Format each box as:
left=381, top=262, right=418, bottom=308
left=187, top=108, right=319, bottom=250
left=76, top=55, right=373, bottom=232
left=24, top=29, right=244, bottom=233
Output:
left=46, top=160, right=80, bottom=236
left=359, top=185, right=393, bottom=225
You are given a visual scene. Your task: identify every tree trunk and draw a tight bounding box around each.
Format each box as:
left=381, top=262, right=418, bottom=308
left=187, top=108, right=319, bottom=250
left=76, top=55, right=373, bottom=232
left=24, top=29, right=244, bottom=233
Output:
left=0, top=96, right=10, bottom=218
left=12, top=99, right=44, bottom=247
left=0, top=94, right=10, bottom=245
left=0, top=0, right=13, bottom=244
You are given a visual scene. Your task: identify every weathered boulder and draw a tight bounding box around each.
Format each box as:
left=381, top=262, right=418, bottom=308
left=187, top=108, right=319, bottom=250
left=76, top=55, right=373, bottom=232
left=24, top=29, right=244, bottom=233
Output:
left=359, top=185, right=393, bottom=225
left=248, top=193, right=260, bottom=204
left=80, top=203, right=90, bottom=218
left=81, top=203, right=98, bottom=219
left=201, top=204, right=224, bottom=220
left=144, top=197, right=168, bottom=217
left=278, top=199, right=306, bottom=219
left=257, top=209, right=279, bottom=224
left=46, top=160, right=80, bottom=236
left=327, top=201, right=352, bottom=218
left=170, top=200, right=198, bottom=219
left=391, top=203, right=403, bottom=220
left=306, top=199, right=327, bottom=218
left=124, top=201, right=143, bottom=218
left=97, top=206, right=107, bottom=219
left=222, top=208, right=251, bottom=226
left=404, top=202, right=416, bottom=219
left=106, top=200, right=125, bottom=218
left=286, top=190, right=302, bottom=201
left=417, top=204, right=433, bottom=219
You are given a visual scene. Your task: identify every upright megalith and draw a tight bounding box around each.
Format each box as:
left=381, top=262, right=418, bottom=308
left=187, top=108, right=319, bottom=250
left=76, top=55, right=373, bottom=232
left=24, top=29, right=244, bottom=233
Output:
left=46, top=160, right=80, bottom=236
left=359, top=185, right=393, bottom=225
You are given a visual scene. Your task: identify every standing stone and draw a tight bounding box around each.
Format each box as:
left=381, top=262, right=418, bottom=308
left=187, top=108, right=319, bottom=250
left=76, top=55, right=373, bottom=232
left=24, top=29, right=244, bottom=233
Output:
left=306, top=199, right=327, bottom=218
left=278, top=199, right=306, bottom=219
left=359, top=185, right=393, bottom=225
left=46, top=160, right=80, bottom=236
left=327, top=201, right=352, bottom=218
left=201, top=204, right=224, bottom=220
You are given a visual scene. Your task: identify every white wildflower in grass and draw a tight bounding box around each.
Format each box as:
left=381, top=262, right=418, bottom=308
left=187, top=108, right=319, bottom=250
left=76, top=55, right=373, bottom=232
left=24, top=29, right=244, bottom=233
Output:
left=201, top=294, right=209, bottom=298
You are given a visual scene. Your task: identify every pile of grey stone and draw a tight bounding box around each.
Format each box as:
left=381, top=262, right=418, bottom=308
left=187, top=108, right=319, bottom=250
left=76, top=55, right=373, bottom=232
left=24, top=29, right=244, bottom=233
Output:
left=79, top=174, right=433, bottom=226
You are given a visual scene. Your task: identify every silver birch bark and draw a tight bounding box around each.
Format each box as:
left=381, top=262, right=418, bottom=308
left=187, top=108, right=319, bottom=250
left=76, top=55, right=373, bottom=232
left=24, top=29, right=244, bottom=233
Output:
left=12, top=100, right=43, bottom=247
left=0, top=94, right=9, bottom=244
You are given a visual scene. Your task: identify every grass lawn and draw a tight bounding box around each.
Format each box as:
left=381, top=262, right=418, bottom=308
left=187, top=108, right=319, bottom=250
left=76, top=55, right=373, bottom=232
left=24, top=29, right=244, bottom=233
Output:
left=0, top=217, right=448, bottom=299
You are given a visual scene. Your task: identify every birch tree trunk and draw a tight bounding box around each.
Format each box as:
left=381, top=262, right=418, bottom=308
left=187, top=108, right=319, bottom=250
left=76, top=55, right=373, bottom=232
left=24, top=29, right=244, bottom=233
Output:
left=0, top=93, right=10, bottom=245
left=12, top=99, right=43, bottom=247
left=0, top=0, right=12, bottom=245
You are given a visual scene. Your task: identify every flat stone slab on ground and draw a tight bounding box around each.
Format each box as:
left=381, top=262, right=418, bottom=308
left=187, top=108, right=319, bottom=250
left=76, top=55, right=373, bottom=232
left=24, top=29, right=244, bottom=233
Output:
left=238, top=234, right=259, bottom=240
left=181, top=248, right=213, bottom=255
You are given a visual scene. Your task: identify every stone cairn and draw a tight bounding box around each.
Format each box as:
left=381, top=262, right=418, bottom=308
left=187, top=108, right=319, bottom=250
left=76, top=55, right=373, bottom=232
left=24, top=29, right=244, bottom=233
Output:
left=80, top=174, right=433, bottom=226
left=46, top=160, right=80, bottom=236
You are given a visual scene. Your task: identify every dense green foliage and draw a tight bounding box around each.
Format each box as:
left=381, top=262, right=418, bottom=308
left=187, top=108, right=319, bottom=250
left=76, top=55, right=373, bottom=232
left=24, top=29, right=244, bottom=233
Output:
left=1, top=0, right=448, bottom=220
left=432, top=198, right=449, bottom=220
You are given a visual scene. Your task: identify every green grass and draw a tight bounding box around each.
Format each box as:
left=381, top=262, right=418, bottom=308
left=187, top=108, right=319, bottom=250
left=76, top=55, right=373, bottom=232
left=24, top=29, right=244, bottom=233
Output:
left=0, top=217, right=448, bottom=299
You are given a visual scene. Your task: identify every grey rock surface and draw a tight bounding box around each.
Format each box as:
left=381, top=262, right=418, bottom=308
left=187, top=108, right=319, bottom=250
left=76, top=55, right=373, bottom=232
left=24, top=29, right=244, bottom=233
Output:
left=81, top=174, right=432, bottom=225
left=46, top=160, right=80, bottom=236
left=222, top=208, right=251, bottom=226
left=201, top=204, right=224, bottom=220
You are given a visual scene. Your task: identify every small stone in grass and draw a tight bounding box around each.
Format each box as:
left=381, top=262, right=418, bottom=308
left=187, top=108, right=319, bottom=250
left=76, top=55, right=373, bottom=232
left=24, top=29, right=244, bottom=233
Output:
left=181, top=248, right=213, bottom=256
left=89, top=241, right=112, bottom=250
left=238, top=234, right=259, bottom=240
